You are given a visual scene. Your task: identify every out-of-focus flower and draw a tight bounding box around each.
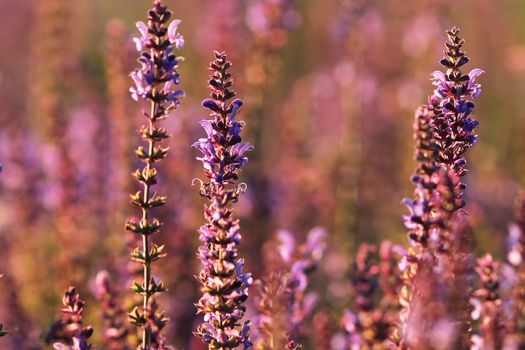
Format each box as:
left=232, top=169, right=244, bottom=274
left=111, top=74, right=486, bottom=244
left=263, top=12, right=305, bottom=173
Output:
left=505, top=192, right=525, bottom=348
left=255, top=228, right=326, bottom=349
left=402, top=14, right=440, bottom=58
left=246, top=0, right=301, bottom=49
left=378, top=241, right=404, bottom=314
left=343, top=243, right=396, bottom=349
left=93, top=271, right=131, bottom=350
left=312, top=311, right=336, bottom=350
left=46, top=287, right=94, bottom=350
left=278, top=228, right=326, bottom=336
left=471, top=254, right=513, bottom=350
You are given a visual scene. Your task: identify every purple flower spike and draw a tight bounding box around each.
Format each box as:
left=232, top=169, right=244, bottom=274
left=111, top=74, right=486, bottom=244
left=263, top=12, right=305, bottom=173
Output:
left=129, top=1, right=184, bottom=111
left=126, top=1, right=184, bottom=349
left=429, top=27, right=482, bottom=180
left=195, top=51, right=253, bottom=349
left=400, top=28, right=482, bottom=349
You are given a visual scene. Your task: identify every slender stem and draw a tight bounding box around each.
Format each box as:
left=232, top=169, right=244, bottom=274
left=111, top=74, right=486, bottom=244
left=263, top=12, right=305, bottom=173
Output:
left=128, top=3, right=183, bottom=348
left=140, top=95, right=157, bottom=348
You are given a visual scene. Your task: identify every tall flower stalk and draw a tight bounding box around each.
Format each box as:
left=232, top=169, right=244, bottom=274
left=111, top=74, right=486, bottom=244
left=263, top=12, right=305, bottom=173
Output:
left=427, top=29, right=482, bottom=344
left=400, top=27, right=482, bottom=349
left=193, top=51, right=253, bottom=349
left=126, top=1, right=184, bottom=348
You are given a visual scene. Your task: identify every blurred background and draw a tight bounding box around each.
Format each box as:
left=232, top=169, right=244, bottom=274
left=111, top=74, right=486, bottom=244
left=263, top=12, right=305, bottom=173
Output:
left=1, top=0, right=525, bottom=348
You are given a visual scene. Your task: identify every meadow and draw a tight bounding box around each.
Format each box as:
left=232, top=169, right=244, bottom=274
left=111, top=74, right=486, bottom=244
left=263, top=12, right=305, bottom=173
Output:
left=1, top=0, right=525, bottom=349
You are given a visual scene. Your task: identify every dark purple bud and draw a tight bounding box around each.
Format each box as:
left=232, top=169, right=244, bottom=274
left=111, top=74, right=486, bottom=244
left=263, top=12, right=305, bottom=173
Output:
left=202, top=99, right=222, bottom=112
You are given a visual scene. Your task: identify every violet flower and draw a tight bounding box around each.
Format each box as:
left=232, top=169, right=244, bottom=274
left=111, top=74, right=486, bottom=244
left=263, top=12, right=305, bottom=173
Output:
left=429, top=27, right=483, bottom=181
left=125, top=1, right=184, bottom=348
left=194, top=51, right=253, bottom=350
left=426, top=36, right=481, bottom=340
left=403, top=27, right=481, bottom=269
left=129, top=2, right=184, bottom=106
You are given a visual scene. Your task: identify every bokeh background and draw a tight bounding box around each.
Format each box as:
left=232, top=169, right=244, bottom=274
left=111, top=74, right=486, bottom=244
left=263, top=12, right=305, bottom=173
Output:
left=1, top=0, right=525, bottom=348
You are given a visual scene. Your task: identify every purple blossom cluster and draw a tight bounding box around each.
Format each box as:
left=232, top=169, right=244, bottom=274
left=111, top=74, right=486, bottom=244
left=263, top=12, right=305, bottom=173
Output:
left=194, top=51, right=253, bottom=350
left=429, top=27, right=483, bottom=179
left=403, top=27, right=483, bottom=256
left=130, top=3, right=183, bottom=107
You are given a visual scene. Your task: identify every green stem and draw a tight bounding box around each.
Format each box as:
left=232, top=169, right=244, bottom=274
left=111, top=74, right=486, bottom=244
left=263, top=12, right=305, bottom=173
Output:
left=140, top=94, right=157, bottom=348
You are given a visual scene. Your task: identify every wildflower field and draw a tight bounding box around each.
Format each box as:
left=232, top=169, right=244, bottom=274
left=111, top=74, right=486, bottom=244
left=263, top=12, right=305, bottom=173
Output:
left=2, top=0, right=525, bottom=349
